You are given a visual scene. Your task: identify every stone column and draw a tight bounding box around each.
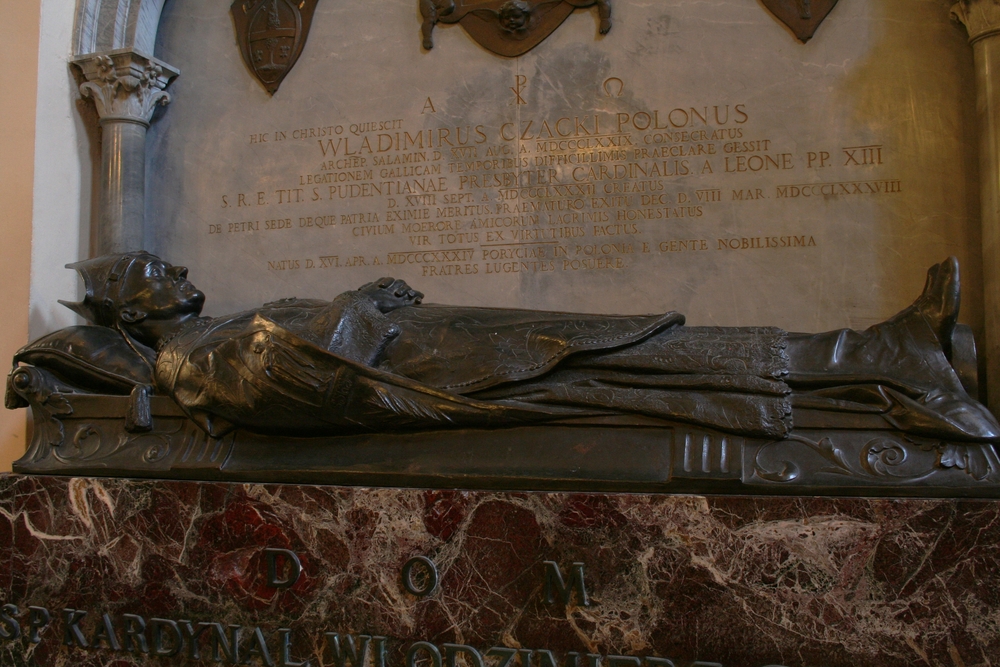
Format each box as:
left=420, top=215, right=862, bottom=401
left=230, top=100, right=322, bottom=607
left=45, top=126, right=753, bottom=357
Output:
left=73, top=50, right=178, bottom=255
left=953, top=0, right=1000, bottom=414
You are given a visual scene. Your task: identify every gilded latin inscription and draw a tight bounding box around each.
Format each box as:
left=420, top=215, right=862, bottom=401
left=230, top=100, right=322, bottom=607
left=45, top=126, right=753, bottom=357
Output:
left=212, top=100, right=897, bottom=278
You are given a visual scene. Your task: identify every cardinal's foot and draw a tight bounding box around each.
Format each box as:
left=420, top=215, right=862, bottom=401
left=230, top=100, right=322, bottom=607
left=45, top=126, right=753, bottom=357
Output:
left=914, top=257, right=960, bottom=352
left=357, top=277, right=424, bottom=313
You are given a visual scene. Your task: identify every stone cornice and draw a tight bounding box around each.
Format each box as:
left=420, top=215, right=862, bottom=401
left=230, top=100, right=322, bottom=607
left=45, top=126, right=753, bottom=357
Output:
left=73, top=49, right=179, bottom=126
left=953, top=0, right=1000, bottom=44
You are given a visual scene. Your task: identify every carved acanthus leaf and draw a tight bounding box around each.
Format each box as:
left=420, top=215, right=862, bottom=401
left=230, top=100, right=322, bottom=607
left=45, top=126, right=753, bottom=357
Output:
left=74, top=50, right=179, bottom=125
left=952, top=0, right=1000, bottom=43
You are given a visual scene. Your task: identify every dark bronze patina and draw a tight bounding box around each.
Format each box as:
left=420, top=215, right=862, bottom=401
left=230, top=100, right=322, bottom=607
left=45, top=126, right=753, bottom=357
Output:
left=761, top=0, right=839, bottom=43
left=421, top=0, right=612, bottom=56
left=231, top=0, right=320, bottom=94
left=7, top=253, right=1000, bottom=495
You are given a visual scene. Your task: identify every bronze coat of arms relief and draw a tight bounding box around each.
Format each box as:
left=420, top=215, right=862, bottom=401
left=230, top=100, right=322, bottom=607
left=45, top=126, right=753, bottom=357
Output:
left=231, top=0, right=320, bottom=94
left=760, top=0, right=840, bottom=43
left=421, top=0, right=612, bottom=57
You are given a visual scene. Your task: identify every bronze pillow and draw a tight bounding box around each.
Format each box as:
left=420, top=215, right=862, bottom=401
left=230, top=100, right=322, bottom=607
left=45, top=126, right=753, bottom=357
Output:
left=13, top=326, right=153, bottom=395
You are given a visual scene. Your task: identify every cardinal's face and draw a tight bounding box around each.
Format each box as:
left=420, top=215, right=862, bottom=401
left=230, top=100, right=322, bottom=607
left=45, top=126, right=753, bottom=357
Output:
left=120, top=258, right=206, bottom=322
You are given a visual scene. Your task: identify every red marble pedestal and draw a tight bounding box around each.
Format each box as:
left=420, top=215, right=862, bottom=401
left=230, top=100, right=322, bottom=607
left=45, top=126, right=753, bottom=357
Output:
left=1, top=474, right=999, bottom=667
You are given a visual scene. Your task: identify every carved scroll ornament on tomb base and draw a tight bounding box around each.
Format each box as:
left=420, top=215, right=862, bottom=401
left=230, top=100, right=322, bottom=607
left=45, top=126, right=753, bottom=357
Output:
left=421, top=0, right=612, bottom=57
left=231, top=0, right=319, bottom=94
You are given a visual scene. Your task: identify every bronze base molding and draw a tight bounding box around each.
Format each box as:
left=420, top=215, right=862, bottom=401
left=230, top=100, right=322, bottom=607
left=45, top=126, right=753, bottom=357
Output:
left=11, top=389, right=1000, bottom=496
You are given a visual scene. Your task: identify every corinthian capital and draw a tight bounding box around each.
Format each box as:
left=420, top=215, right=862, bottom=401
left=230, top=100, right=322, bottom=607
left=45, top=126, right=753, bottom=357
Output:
left=953, top=0, right=1000, bottom=43
left=73, top=49, right=180, bottom=126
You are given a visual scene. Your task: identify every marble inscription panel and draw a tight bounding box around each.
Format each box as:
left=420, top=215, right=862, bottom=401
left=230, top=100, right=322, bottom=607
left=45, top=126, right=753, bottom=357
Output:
left=147, top=0, right=981, bottom=334
left=3, top=475, right=1000, bottom=666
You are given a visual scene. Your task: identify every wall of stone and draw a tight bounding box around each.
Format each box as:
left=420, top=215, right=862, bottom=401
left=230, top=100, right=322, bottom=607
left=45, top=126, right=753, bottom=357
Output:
left=29, top=0, right=94, bottom=342
left=0, top=0, right=41, bottom=472
left=0, top=0, right=97, bottom=472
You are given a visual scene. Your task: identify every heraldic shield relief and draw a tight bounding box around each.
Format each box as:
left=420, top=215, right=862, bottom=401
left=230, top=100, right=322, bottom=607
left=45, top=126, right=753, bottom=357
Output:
left=761, top=0, right=840, bottom=43
left=231, top=0, right=319, bottom=94
left=421, top=0, right=612, bottom=57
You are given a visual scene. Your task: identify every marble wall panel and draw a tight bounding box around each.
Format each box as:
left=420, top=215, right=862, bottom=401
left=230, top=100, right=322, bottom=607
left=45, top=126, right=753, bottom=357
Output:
left=2, top=475, right=1000, bottom=666
left=145, top=0, right=981, bottom=336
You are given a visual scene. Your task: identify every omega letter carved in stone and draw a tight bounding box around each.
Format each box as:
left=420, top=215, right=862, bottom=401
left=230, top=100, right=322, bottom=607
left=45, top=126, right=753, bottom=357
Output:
left=421, top=0, right=612, bottom=57
left=761, top=0, right=839, bottom=43
left=231, top=0, right=320, bottom=95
